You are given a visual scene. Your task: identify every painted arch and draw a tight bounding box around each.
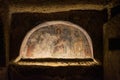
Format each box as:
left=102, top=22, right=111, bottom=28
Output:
left=19, top=21, right=94, bottom=59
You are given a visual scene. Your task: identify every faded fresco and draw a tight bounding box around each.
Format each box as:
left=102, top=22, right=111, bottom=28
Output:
left=22, top=23, right=92, bottom=58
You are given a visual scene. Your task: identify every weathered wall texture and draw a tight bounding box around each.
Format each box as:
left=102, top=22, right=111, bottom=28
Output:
left=0, top=0, right=120, bottom=80
left=9, top=10, right=107, bottom=61
left=0, top=0, right=119, bottom=65
left=104, top=14, right=120, bottom=80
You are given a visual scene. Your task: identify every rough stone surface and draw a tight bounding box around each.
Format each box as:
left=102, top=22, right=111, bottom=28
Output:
left=9, top=10, right=107, bottom=61
left=104, top=14, right=120, bottom=80
left=8, top=64, right=102, bottom=80
left=0, top=0, right=120, bottom=80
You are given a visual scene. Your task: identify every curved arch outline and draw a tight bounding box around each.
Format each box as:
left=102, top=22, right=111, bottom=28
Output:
left=15, top=21, right=94, bottom=62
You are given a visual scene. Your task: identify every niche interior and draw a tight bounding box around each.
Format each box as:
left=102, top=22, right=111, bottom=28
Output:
left=8, top=10, right=106, bottom=80
left=14, top=21, right=98, bottom=66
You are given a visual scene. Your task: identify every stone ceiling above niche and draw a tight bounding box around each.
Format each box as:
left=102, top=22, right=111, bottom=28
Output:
left=8, top=0, right=111, bottom=14
left=7, top=0, right=120, bottom=14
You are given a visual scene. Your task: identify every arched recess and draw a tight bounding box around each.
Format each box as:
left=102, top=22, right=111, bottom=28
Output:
left=15, top=21, right=94, bottom=62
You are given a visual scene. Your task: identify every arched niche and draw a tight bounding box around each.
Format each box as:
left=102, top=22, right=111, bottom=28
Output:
left=15, top=21, right=94, bottom=62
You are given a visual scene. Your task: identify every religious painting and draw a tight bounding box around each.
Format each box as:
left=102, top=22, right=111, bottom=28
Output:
left=19, top=21, right=93, bottom=59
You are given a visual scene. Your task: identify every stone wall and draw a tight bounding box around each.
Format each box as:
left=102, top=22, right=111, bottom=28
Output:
left=9, top=10, right=107, bottom=61
left=7, top=0, right=110, bottom=62
left=0, top=0, right=120, bottom=80
left=0, top=0, right=119, bottom=66
left=104, top=14, right=120, bottom=80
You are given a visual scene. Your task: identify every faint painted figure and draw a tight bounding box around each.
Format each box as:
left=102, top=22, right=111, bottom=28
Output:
left=20, top=21, right=93, bottom=59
